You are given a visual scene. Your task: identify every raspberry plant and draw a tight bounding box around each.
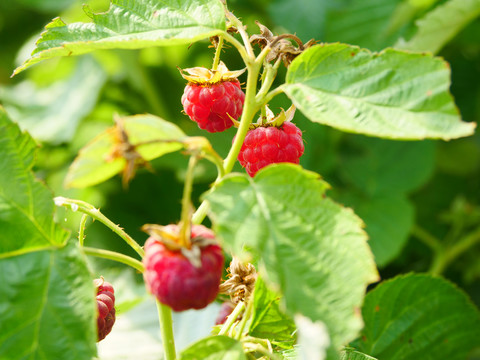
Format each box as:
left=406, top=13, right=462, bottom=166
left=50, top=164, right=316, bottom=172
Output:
left=1, top=0, right=480, bottom=360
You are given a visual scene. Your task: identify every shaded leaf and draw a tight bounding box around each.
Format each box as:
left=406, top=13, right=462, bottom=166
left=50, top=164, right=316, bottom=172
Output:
left=341, top=347, right=377, bottom=360
left=65, top=114, right=186, bottom=188
left=0, top=107, right=96, bottom=359
left=284, top=43, right=475, bottom=140
left=13, top=0, right=226, bottom=75
left=0, top=56, right=106, bottom=144
left=179, top=335, right=246, bottom=360
left=354, top=273, right=480, bottom=360
left=206, top=164, right=378, bottom=351
left=395, top=0, right=480, bottom=54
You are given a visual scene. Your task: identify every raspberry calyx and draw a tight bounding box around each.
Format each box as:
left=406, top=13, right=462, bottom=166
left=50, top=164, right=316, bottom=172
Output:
left=94, top=277, right=116, bottom=342
left=180, top=62, right=246, bottom=133
left=142, top=224, right=225, bottom=312
left=237, top=105, right=304, bottom=177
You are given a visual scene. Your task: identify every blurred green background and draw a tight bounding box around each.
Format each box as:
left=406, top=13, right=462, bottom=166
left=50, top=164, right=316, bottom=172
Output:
left=1, top=0, right=479, bottom=315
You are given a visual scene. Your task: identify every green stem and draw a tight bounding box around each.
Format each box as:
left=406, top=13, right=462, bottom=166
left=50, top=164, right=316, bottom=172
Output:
left=223, top=32, right=251, bottom=65
left=261, top=86, right=284, bottom=106
left=54, top=197, right=145, bottom=258
left=226, top=12, right=255, bottom=59
left=179, top=156, right=198, bottom=247
left=156, top=300, right=177, bottom=360
left=411, top=225, right=442, bottom=251
left=212, top=36, right=224, bottom=71
left=429, top=226, right=480, bottom=275
left=83, top=247, right=145, bottom=273
left=235, top=293, right=254, bottom=340
left=78, top=214, right=88, bottom=247
left=218, top=301, right=246, bottom=335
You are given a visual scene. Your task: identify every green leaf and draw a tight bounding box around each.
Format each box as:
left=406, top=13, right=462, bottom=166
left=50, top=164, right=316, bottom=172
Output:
left=340, top=194, right=414, bottom=267
left=249, top=277, right=296, bottom=345
left=206, top=164, right=378, bottom=351
left=354, top=273, right=480, bottom=360
left=0, top=107, right=69, bottom=256
left=0, top=56, right=106, bottom=144
left=284, top=43, right=476, bottom=140
left=395, top=0, right=480, bottom=54
left=339, top=137, right=435, bottom=196
left=0, top=243, right=97, bottom=360
left=65, top=114, right=186, bottom=188
left=0, top=107, right=96, bottom=359
left=179, top=335, right=246, bottom=360
left=13, top=0, right=226, bottom=76
left=341, top=347, right=377, bottom=360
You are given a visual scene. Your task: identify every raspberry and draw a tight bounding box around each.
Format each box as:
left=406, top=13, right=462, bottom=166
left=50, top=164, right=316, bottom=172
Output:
left=215, top=301, right=236, bottom=325
left=182, top=80, right=245, bottom=132
left=143, top=224, right=225, bottom=312
left=238, top=121, right=304, bottom=177
left=94, top=278, right=116, bottom=341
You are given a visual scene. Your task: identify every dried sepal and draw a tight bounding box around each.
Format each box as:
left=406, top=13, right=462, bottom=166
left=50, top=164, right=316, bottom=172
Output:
left=219, top=257, right=257, bottom=304
left=179, top=61, right=246, bottom=85
left=249, top=104, right=296, bottom=129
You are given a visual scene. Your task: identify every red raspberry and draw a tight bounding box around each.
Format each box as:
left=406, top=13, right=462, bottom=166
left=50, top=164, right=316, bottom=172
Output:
left=143, top=224, right=225, bottom=312
left=215, top=301, right=236, bottom=325
left=238, top=122, right=305, bottom=177
left=94, top=278, right=116, bottom=342
left=182, top=80, right=245, bottom=132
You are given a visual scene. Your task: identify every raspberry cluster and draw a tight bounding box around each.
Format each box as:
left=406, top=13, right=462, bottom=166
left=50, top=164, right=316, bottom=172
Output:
left=95, top=278, right=116, bottom=342
left=143, top=224, right=224, bottom=312
left=238, top=121, right=305, bottom=177
left=182, top=80, right=245, bottom=133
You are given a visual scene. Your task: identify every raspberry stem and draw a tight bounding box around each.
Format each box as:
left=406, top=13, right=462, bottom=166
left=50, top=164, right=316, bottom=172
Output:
left=218, top=301, right=246, bottom=335
left=83, top=246, right=145, bottom=273
left=179, top=156, right=198, bottom=248
left=54, top=197, right=145, bottom=257
left=212, top=35, right=224, bottom=71
left=156, top=300, right=177, bottom=360
left=78, top=213, right=88, bottom=247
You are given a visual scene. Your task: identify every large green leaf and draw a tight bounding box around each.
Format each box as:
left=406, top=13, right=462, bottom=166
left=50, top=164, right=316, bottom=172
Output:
left=0, top=107, right=96, bottom=359
left=284, top=43, right=476, bottom=140
left=0, top=108, right=69, bottom=256
left=179, top=335, right=246, bottom=360
left=354, top=274, right=480, bottom=360
left=395, top=0, right=480, bottom=54
left=249, top=277, right=296, bottom=345
left=206, top=164, right=378, bottom=351
left=65, top=114, right=186, bottom=188
left=339, top=137, right=436, bottom=196
left=0, top=56, right=106, bottom=144
left=341, top=348, right=377, bottom=360
left=340, top=194, right=414, bottom=267
left=13, top=0, right=226, bottom=75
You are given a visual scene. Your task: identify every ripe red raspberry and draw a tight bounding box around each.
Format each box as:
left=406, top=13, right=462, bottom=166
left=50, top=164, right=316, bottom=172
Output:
left=238, top=121, right=304, bottom=177
left=94, top=278, right=116, bottom=342
left=143, top=224, right=224, bottom=312
left=182, top=80, right=245, bottom=132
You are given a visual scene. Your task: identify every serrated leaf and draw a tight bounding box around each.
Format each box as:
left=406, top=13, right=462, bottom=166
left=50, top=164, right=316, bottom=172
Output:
left=0, top=107, right=69, bottom=256
left=206, top=164, right=378, bottom=351
left=340, top=194, right=414, bottom=267
left=354, top=273, right=480, bottom=360
left=249, top=277, right=296, bottom=344
left=179, top=335, right=246, bottom=360
left=340, top=137, right=435, bottom=196
left=284, top=43, right=476, bottom=140
left=13, top=0, right=226, bottom=75
left=0, top=56, right=106, bottom=144
left=0, top=243, right=97, bottom=360
left=0, top=107, right=96, bottom=359
left=65, top=114, right=186, bottom=188
left=395, top=0, right=480, bottom=54
left=341, top=348, right=377, bottom=360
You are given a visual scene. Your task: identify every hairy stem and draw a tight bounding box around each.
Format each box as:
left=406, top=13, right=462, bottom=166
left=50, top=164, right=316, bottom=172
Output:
left=156, top=300, right=177, bottom=360
left=83, top=247, right=144, bottom=273
left=78, top=214, right=88, bottom=247
left=212, top=36, right=224, bottom=71
left=226, top=12, right=255, bottom=60
left=54, top=197, right=145, bottom=258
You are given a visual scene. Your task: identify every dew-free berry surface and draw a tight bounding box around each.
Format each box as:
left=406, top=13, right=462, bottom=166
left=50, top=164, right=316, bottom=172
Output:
left=238, top=122, right=305, bottom=177
left=95, top=279, right=116, bottom=342
left=182, top=80, right=245, bottom=133
left=143, top=224, right=225, bottom=312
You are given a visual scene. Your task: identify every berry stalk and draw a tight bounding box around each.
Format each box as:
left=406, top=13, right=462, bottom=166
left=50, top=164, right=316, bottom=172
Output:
left=179, top=156, right=198, bottom=248
left=78, top=213, right=88, bottom=247
left=212, top=36, right=224, bottom=71
left=83, top=247, right=145, bottom=273
left=156, top=300, right=177, bottom=360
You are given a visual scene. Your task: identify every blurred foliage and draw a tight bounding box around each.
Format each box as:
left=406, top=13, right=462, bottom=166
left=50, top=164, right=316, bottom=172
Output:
left=0, top=0, right=479, bottom=321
